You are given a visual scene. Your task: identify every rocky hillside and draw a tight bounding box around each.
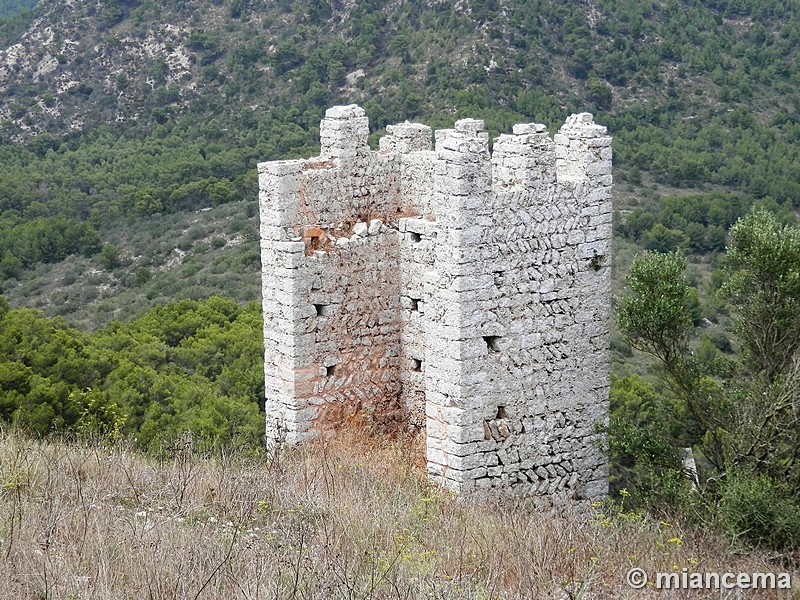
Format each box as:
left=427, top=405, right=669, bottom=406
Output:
left=0, top=0, right=798, bottom=327
left=1, top=0, right=795, bottom=143
left=2, top=0, right=529, bottom=139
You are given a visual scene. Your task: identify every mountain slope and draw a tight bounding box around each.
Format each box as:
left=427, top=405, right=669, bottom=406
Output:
left=0, top=0, right=35, bottom=18
left=0, top=0, right=798, bottom=326
left=2, top=0, right=796, bottom=143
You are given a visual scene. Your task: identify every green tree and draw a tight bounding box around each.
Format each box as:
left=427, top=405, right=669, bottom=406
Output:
left=0, top=361, right=32, bottom=420
left=72, top=387, right=126, bottom=440
left=607, top=374, right=688, bottom=504
left=642, top=223, right=687, bottom=252
left=0, top=297, right=264, bottom=450
left=99, top=243, right=122, bottom=270
left=615, top=211, right=800, bottom=549
left=723, top=210, right=800, bottom=382
left=587, top=76, right=612, bottom=110
left=616, top=251, right=694, bottom=365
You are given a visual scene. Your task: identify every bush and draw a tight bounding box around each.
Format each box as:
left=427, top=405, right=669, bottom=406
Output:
left=716, top=473, right=800, bottom=552
left=99, top=244, right=122, bottom=270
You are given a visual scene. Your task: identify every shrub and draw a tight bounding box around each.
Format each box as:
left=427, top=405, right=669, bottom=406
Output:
left=715, top=473, right=800, bottom=552
left=99, top=244, right=122, bottom=270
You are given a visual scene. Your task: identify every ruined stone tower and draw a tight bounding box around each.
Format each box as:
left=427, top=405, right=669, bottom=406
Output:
left=258, top=105, right=611, bottom=506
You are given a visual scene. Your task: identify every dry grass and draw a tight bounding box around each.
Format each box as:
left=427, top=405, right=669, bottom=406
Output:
left=0, top=428, right=795, bottom=600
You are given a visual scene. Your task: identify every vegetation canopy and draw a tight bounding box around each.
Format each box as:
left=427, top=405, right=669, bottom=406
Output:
left=614, top=209, right=800, bottom=552
left=0, top=296, right=265, bottom=454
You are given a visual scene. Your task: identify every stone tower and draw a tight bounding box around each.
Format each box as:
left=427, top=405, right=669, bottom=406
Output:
left=258, top=105, right=611, bottom=506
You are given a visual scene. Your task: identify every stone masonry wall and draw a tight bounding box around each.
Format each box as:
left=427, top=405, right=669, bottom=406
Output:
left=423, top=116, right=611, bottom=506
left=259, top=105, right=611, bottom=506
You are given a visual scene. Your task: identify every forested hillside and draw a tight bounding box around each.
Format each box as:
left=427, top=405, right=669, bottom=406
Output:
left=0, top=0, right=35, bottom=18
left=0, top=0, right=794, bottom=326
left=0, top=0, right=799, bottom=555
left=0, top=295, right=264, bottom=452
left=0, top=0, right=797, bottom=317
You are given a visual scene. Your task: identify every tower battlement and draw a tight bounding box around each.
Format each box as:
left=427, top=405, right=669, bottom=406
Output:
left=258, top=105, right=612, bottom=506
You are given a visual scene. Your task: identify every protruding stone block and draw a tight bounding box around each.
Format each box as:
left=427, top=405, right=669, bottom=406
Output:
left=513, top=123, right=548, bottom=135
left=320, top=104, right=370, bottom=159
left=555, top=113, right=612, bottom=183
left=380, top=122, right=433, bottom=153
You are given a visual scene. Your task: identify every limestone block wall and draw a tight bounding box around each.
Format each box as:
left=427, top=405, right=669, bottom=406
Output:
left=423, top=116, right=611, bottom=505
left=259, top=105, right=406, bottom=445
left=398, top=216, right=437, bottom=431
left=259, top=105, right=611, bottom=506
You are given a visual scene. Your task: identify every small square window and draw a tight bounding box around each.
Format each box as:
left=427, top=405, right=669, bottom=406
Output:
left=483, top=336, right=501, bottom=353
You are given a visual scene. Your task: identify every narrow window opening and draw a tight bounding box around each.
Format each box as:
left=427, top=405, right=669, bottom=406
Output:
left=309, top=235, right=321, bottom=250
left=314, top=304, right=331, bottom=317
left=496, top=406, right=507, bottom=419
left=410, top=298, right=420, bottom=311
left=589, top=253, right=605, bottom=271
left=409, top=232, right=422, bottom=243
left=483, top=335, right=502, bottom=353
left=326, top=364, right=336, bottom=378
left=412, top=358, right=422, bottom=372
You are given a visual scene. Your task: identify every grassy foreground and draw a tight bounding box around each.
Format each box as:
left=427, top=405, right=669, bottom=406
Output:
left=0, top=428, right=795, bottom=599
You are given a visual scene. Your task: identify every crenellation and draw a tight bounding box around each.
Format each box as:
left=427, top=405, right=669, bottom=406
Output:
left=492, top=123, right=557, bottom=191
left=259, top=105, right=612, bottom=506
left=379, top=122, right=433, bottom=153
left=555, top=113, right=612, bottom=185
left=453, top=118, right=490, bottom=146
left=319, top=104, right=370, bottom=159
